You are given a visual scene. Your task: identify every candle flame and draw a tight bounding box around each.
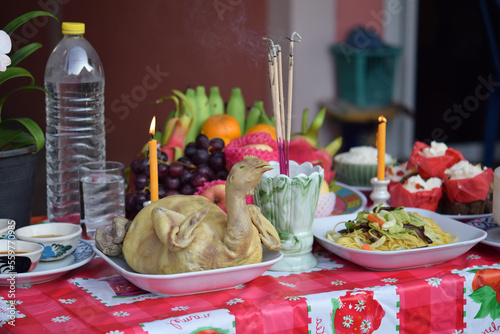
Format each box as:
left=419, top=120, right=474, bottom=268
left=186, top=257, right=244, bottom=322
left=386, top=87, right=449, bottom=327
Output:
left=378, top=116, right=387, bottom=123
left=149, top=116, right=156, bottom=136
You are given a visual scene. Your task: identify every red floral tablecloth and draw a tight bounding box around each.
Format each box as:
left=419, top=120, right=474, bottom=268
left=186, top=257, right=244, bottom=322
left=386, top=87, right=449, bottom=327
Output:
left=1, top=241, right=500, bottom=333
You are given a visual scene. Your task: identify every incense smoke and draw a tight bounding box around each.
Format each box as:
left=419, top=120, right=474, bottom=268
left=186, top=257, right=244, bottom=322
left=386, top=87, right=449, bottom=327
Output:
left=182, top=1, right=267, bottom=69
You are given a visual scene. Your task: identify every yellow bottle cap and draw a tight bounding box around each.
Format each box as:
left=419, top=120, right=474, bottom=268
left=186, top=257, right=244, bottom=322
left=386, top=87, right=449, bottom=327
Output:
left=62, top=22, right=85, bottom=35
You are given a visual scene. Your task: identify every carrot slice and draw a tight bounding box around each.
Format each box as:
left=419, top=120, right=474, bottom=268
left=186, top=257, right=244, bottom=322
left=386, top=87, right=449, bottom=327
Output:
left=366, top=213, right=385, bottom=227
left=362, top=244, right=372, bottom=251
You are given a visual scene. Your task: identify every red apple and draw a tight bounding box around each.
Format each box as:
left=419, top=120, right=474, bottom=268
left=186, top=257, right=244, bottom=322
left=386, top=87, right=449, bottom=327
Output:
left=195, top=181, right=227, bottom=211
left=194, top=179, right=255, bottom=213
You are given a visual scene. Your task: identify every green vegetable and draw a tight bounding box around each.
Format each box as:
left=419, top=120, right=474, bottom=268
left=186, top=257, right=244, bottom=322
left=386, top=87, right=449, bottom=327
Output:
left=226, top=87, right=246, bottom=131
left=245, top=101, right=262, bottom=132
left=208, top=86, right=224, bottom=115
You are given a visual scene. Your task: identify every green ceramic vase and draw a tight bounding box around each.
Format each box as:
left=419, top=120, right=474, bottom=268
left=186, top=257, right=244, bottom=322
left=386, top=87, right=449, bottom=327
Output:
left=254, top=161, right=324, bottom=271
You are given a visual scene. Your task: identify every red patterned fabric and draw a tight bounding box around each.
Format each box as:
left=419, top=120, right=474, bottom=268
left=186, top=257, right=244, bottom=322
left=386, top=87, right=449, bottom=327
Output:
left=1, top=242, right=500, bottom=333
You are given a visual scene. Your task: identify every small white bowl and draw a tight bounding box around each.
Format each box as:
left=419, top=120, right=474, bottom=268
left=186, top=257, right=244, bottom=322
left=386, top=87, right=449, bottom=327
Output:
left=0, top=240, right=44, bottom=273
left=15, top=223, right=82, bottom=262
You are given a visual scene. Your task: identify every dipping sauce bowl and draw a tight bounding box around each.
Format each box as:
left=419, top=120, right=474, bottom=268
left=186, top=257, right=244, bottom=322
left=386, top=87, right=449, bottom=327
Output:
left=15, top=223, right=82, bottom=262
left=0, top=240, right=44, bottom=273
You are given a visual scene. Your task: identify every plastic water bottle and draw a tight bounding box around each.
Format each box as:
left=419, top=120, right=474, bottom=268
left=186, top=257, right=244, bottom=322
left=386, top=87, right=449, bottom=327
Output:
left=45, top=22, right=105, bottom=223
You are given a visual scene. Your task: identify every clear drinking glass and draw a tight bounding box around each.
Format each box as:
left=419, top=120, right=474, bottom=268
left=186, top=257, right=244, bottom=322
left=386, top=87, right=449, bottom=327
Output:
left=78, top=161, right=125, bottom=238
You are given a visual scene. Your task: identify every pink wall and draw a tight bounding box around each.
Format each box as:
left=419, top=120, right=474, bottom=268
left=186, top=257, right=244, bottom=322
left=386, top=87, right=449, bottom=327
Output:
left=3, top=1, right=386, bottom=216
left=3, top=1, right=269, bottom=216
left=336, top=0, right=384, bottom=42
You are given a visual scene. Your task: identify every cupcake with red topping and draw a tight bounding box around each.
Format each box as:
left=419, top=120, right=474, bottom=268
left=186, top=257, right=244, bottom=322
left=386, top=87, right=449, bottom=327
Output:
left=440, top=161, right=494, bottom=215
left=407, top=141, right=465, bottom=179
left=386, top=162, right=417, bottom=193
left=389, top=174, right=443, bottom=211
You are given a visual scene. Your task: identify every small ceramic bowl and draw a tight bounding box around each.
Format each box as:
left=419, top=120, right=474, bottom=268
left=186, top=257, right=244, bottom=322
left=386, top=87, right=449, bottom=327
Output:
left=334, top=153, right=397, bottom=187
left=0, top=240, right=44, bottom=273
left=15, top=223, right=82, bottom=262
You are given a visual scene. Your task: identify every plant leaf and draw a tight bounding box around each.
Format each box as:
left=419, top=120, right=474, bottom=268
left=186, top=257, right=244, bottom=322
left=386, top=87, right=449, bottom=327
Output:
left=0, top=85, right=47, bottom=120
left=301, top=108, right=309, bottom=134
left=0, top=85, right=47, bottom=123
left=0, top=118, right=44, bottom=153
left=0, top=67, right=35, bottom=86
left=10, top=43, right=42, bottom=67
left=3, top=11, right=57, bottom=35
left=0, top=128, right=25, bottom=150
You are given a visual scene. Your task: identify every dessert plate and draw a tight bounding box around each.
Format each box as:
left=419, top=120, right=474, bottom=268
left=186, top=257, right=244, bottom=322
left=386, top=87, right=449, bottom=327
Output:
left=94, top=246, right=283, bottom=296
left=331, top=182, right=367, bottom=215
left=441, top=212, right=492, bottom=222
left=466, top=216, right=500, bottom=248
left=0, top=239, right=94, bottom=285
left=313, top=208, right=486, bottom=271
left=338, top=184, right=492, bottom=221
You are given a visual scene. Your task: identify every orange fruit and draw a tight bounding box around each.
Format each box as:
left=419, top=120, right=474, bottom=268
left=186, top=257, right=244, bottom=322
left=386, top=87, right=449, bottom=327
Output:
left=201, top=114, right=241, bottom=145
left=245, top=123, right=277, bottom=141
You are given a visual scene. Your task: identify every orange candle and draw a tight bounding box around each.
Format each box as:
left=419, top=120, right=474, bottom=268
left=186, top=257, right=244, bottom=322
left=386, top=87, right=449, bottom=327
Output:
left=149, top=116, right=159, bottom=202
left=376, top=116, right=387, bottom=180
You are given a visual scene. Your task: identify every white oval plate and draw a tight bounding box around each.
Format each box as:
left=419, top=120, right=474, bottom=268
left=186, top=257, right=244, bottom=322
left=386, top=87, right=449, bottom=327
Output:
left=94, top=246, right=283, bottom=296
left=313, top=208, right=487, bottom=271
left=0, top=239, right=95, bottom=285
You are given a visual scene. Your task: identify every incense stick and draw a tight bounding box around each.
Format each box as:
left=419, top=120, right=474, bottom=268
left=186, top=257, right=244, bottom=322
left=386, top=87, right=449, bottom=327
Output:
left=263, top=34, right=301, bottom=176
left=276, top=44, right=287, bottom=175
left=286, top=32, right=301, bottom=146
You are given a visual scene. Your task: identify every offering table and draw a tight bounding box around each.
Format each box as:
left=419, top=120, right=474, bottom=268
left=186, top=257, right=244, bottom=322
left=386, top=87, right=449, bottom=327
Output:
left=1, top=239, right=500, bottom=333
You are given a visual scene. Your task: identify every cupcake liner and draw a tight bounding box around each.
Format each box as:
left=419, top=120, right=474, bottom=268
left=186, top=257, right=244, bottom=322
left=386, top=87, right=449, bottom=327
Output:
left=407, top=141, right=465, bottom=179
left=389, top=182, right=443, bottom=211
left=443, top=168, right=494, bottom=203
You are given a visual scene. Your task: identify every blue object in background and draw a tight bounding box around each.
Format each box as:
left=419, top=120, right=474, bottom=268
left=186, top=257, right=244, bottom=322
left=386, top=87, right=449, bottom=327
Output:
left=479, top=0, right=500, bottom=167
left=345, top=26, right=386, bottom=49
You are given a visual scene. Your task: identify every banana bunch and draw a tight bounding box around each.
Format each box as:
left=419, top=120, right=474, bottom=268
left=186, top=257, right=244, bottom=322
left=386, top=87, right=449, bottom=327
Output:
left=184, top=86, right=246, bottom=143
left=177, top=85, right=278, bottom=146
left=150, top=86, right=278, bottom=163
left=244, top=100, right=275, bottom=133
left=185, top=86, right=276, bottom=138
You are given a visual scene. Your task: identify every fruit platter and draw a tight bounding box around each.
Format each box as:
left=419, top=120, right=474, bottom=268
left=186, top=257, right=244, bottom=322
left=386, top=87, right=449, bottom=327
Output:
left=123, top=86, right=343, bottom=221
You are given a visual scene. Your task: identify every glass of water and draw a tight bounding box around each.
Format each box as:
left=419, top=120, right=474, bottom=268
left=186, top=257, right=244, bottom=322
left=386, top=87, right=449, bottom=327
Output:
left=78, top=161, right=126, bottom=239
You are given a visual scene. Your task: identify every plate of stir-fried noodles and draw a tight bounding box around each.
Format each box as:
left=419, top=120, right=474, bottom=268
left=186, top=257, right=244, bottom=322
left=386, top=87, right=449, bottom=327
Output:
left=312, top=207, right=486, bottom=270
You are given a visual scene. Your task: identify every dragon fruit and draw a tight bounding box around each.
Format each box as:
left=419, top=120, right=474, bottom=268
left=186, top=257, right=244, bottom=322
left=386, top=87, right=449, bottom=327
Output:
left=288, top=108, right=342, bottom=184
left=155, top=89, right=194, bottom=162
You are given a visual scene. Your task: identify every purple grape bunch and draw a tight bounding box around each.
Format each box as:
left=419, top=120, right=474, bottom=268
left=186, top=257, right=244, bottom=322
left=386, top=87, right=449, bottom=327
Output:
left=125, top=134, right=228, bottom=218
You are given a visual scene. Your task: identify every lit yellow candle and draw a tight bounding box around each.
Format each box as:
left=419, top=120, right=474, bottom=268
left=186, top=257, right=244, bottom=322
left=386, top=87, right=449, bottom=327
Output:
left=149, top=116, right=159, bottom=202
left=377, top=116, right=387, bottom=180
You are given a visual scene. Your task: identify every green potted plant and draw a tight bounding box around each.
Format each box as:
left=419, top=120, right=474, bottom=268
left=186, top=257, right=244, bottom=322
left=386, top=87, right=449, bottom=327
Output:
left=0, top=11, right=56, bottom=228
